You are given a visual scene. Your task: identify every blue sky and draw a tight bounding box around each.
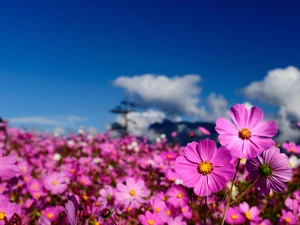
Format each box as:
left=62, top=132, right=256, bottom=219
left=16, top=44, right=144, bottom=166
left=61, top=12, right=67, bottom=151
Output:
left=1, top=1, right=300, bottom=139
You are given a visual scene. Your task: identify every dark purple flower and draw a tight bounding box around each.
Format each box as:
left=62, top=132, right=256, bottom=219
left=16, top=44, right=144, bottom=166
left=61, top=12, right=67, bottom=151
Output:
left=246, top=146, right=293, bottom=195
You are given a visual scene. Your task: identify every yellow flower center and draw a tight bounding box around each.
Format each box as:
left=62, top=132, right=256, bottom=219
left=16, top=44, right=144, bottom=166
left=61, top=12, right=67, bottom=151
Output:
left=155, top=207, right=160, bottom=212
left=47, top=213, right=53, bottom=219
left=198, top=161, right=213, bottom=175
left=177, top=193, right=183, bottom=198
left=0, top=212, right=6, bottom=220
left=245, top=211, right=251, bottom=220
left=33, top=184, right=38, bottom=189
left=285, top=217, right=291, bottom=223
left=181, top=207, right=185, bottom=213
left=148, top=219, right=154, bottom=225
left=239, top=128, right=251, bottom=140
left=231, top=214, right=237, bottom=220
left=290, top=147, right=295, bottom=152
left=129, top=190, right=136, bottom=196
left=166, top=210, right=171, bottom=215
left=52, top=181, right=57, bottom=186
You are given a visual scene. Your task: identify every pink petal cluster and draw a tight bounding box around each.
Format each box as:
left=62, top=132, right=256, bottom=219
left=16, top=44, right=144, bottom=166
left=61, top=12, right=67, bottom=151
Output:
left=215, top=104, right=278, bottom=159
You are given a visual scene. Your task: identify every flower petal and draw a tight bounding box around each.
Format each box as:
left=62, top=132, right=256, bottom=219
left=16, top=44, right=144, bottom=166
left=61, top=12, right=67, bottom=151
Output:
left=229, top=104, right=248, bottom=129
left=197, top=139, right=216, bottom=161
left=251, top=121, right=278, bottom=137
left=184, top=142, right=200, bottom=163
left=246, top=106, right=263, bottom=129
left=193, top=175, right=210, bottom=197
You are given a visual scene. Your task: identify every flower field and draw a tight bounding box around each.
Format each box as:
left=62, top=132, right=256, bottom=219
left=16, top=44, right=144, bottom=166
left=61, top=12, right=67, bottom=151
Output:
left=0, top=104, right=300, bottom=225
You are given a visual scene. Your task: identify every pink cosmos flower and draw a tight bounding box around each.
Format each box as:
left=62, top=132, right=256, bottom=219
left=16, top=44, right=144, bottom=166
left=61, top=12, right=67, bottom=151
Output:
left=149, top=193, right=166, bottom=213
left=166, top=216, right=187, bottom=225
left=246, top=146, right=293, bottom=195
left=280, top=209, right=297, bottom=225
left=166, top=185, right=189, bottom=207
left=215, top=104, right=278, bottom=159
left=225, top=206, right=246, bottom=224
left=175, top=139, right=235, bottom=196
left=0, top=195, right=21, bottom=225
left=43, top=172, right=70, bottom=195
left=198, top=126, right=211, bottom=135
left=0, top=150, right=20, bottom=180
left=115, top=177, right=150, bottom=209
left=138, top=211, right=163, bottom=225
left=282, top=142, right=300, bottom=154
left=41, top=206, right=64, bottom=222
left=239, top=202, right=260, bottom=221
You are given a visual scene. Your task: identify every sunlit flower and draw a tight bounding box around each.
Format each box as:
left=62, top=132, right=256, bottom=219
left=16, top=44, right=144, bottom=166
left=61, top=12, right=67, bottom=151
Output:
left=215, top=104, right=278, bottom=159
left=175, top=139, right=235, bottom=196
left=246, top=146, right=293, bottom=195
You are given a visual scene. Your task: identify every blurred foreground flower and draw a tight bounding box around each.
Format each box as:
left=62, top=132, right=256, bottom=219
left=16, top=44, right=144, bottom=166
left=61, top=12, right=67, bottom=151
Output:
left=215, top=104, right=278, bottom=159
left=65, top=193, right=78, bottom=225
left=198, top=126, right=211, bottom=135
left=0, top=150, right=20, bottom=180
left=175, top=139, right=235, bottom=196
left=246, top=146, right=293, bottom=195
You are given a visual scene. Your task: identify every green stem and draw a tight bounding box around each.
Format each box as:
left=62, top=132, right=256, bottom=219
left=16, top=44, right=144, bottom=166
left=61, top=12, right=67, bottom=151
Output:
left=230, top=175, right=260, bottom=206
left=221, top=159, right=240, bottom=225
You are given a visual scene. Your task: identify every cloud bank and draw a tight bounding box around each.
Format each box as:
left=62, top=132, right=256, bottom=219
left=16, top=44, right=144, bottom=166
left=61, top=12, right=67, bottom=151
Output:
left=242, top=66, right=300, bottom=141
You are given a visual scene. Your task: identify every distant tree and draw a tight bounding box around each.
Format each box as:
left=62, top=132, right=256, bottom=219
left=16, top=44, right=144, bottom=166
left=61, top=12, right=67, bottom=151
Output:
left=109, top=100, right=138, bottom=136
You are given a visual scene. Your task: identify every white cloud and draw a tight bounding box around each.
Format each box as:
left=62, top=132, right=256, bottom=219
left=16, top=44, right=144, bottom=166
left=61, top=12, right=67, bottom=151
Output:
left=9, top=117, right=65, bottom=126
left=114, top=109, right=166, bottom=137
left=8, top=115, right=87, bottom=127
left=52, top=127, right=66, bottom=136
left=114, top=74, right=202, bottom=116
left=243, top=66, right=300, bottom=118
left=242, top=66, right=300, bottom=142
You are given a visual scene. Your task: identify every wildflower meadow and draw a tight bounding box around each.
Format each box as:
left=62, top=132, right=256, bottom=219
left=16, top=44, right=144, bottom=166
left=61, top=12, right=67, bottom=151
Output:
left=0, top=104, right=300, bottom=225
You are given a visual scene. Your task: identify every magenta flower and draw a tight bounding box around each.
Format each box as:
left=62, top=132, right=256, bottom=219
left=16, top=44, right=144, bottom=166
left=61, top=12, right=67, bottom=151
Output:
left=246, top=146, right=293, bottom=195
left=138, top=211, right=163, bottom=225
left=65, top=194, right=78, bottom=225
left=115, top=177, right=150, bottom=209
left=43, top=172, right=70, bottom=195
left=0, top=150, right=20, bottom=180
left=239, top=202, right=260, bottom=221
left=280, top=209, right=297, bottom=225
left=41, top=206, right=64, bottom=222
left=0, top=195, right=21, bottom=225
left=225, top=206, right=246, bottom=224
left=215, top=104, right=278, bottom=159
left=198, top=126, right=211, bottom=135
left=282, top=142, right=300, bottom=154
left=175, top=139, right=235, bottom=196
left=297, top=122, right=300, bottom=128
left=166, top=185, right=189, bottom=208
left=149, top=193, right=166, bottom=213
